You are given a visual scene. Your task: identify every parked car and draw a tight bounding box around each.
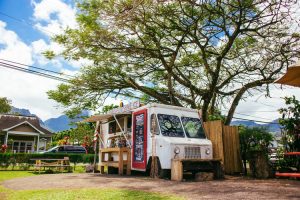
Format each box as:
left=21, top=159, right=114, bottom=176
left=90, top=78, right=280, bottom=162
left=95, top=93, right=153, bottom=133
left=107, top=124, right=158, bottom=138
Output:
left=42, top=145, right=87, bottom=154
left=269, top=153, right=279, bottom=164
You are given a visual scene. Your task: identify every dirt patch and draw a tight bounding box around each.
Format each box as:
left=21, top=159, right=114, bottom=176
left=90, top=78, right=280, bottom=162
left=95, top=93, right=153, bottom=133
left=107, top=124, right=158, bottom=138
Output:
left=3, top=174, right=300, bottom=200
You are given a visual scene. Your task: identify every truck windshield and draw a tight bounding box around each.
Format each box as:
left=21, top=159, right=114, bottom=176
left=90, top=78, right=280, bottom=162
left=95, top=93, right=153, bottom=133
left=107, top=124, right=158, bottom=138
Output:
left=157, top=114, right=185, bottom=137
left=181, top=117, right=206, bottom=138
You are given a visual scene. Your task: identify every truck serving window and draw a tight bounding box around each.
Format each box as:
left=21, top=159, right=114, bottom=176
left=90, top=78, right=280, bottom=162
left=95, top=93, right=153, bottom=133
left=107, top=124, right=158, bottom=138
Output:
left=181, top=117, right=206, bottom=138
left=157, top=114, right=185, bottom=137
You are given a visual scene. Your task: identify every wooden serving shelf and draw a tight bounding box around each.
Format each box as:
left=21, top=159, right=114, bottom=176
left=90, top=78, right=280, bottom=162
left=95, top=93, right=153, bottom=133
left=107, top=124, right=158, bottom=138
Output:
left=100, top=147, right=131, bottom=175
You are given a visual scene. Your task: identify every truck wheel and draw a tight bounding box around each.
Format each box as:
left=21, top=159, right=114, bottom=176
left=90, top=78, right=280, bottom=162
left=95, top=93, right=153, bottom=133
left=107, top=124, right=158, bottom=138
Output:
left=147, top=156, right=160, bottom=178
left=148, top=156, right=170, bottom=179
left=159, top=169, right=171, bottom=179
left=213, top=161, right=224, bottom=179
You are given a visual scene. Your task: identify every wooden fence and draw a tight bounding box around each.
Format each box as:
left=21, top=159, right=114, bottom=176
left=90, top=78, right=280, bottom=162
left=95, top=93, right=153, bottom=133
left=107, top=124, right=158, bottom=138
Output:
left=204, top=120, right=242, bottom=174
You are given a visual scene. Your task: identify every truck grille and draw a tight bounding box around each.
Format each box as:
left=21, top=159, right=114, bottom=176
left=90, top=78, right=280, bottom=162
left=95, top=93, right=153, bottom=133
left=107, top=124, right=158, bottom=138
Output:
left=184, top=146, right=201, bottom=159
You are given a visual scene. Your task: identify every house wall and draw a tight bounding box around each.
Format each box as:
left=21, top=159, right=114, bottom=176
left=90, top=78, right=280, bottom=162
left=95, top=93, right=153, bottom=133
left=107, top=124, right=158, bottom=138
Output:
left=0, top=133, right=4, bottom=144
left=6, top=135, right=35, bottom=153
left=8, top=135, right=35, bottom=141
left=11, top=124, right=39, bottom=133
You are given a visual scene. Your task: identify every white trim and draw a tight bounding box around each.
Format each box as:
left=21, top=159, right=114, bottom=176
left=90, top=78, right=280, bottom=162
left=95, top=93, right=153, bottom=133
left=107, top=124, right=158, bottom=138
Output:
left=7, top=131, right=40, bottom=136
left=5, top=132, right=8, bottom=145
left=37, top=134, right=40, bottom=153
left=3, top=121, right=45, bottom=135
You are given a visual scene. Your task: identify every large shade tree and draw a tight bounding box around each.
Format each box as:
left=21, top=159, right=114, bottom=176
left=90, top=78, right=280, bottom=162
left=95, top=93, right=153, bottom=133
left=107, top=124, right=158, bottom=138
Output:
left=0, top=97, right=11, bottom=113
left=47, top=0, right=300, bottom=124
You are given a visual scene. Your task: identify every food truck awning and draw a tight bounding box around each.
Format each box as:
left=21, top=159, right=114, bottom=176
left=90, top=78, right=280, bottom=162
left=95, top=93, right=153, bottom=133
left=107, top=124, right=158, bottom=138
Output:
left=84, top=101, right=140, bottom=123
left=275, top=61, right=300, bottom=87
left=83, top=112, right=131, bottom=122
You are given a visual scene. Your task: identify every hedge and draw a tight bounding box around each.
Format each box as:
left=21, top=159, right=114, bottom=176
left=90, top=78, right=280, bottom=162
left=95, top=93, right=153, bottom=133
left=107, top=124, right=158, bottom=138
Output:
left=0, top=153, right=98, bottom=169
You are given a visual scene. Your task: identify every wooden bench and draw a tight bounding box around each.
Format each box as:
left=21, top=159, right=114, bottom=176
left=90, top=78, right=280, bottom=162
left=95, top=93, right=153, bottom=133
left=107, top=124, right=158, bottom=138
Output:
left=31, top=157, right=71, bottom=173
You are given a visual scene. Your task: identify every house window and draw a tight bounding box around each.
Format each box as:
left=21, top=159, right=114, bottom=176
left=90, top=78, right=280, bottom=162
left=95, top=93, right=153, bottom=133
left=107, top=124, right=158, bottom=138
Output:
left=12, top=141, right=34, bottom=153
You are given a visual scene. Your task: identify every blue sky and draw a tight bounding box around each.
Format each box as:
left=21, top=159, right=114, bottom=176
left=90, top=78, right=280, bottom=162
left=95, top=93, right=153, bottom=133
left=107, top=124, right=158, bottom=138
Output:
left=0, top=0, right=86, bottom=120
left=0, top=1, right=42, bottom=43
left=0, top=0, right=300, bottom=123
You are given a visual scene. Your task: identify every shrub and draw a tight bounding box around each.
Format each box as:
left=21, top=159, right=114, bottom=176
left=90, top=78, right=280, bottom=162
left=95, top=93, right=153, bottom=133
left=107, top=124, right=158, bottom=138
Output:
left=239, top=126, right=274, bottom=175
left=0, top=153, right=97, bottom=170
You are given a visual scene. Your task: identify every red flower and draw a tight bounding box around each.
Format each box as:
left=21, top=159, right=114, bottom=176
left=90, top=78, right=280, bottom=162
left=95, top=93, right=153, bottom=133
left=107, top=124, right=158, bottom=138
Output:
left=1, top=144, right=8, bottom=153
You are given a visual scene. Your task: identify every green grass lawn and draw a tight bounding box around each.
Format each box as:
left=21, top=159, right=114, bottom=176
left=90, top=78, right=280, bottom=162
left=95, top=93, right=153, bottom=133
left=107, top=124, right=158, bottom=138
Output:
left=0, top=171, right=183, bottom=200
left=8, top=188, right=181, bottom=200
left=0, top=171, right=37, bottom=182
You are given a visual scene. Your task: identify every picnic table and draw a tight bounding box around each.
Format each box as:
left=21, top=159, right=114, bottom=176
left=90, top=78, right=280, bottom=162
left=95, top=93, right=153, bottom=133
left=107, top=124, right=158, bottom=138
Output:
left=30, top=157, right=71, bottom=173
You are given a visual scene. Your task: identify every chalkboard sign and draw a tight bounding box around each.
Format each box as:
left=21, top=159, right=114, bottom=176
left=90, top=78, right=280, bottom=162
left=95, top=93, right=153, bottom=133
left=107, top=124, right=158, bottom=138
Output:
left=134, top=113, right=145, bottom=162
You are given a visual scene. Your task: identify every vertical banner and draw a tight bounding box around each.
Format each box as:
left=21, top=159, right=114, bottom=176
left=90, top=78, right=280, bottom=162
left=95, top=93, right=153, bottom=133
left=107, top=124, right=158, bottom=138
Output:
left=132, top=109, right=147, bottom=170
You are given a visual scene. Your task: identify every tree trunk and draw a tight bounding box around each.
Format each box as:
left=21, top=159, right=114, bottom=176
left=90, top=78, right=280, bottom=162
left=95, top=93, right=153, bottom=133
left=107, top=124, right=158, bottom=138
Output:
left=202, top=98, right=210, bottom=122
left=249, top=150, right=271, bottom=178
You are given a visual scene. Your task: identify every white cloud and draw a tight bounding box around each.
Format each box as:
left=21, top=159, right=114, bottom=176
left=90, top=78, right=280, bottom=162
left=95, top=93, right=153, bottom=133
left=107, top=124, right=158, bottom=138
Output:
left=0, top=67, right=63, bottom=120
left=0, top=20, right=64, bottom=120
left=60, top=69, right=78, bottom=76
left=32, top=0, right=77, bottom=37
left=0, top=21, right=33, bottom=65
left=68, top=58, right=94, bottom=69
left=228, top=85, right=300, bottom=123
left=31, top=0, right=93, bottom=70
left=31, top=39, right=63, bottom=68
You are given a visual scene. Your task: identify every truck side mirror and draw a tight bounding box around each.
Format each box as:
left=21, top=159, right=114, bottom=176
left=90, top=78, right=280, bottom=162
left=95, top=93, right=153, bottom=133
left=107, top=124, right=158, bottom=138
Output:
left=150, top=114, right=159, bottom=135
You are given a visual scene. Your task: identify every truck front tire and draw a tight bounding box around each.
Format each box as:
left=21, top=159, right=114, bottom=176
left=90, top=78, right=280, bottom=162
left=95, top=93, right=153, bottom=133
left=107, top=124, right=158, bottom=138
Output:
left=147, top=156, right=171, bottom=179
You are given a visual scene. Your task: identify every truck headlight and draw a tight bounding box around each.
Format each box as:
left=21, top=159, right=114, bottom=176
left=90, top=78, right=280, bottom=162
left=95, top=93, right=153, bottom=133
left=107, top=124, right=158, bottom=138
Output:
left=174, top=146, right=180, bottom=154
left=205, top=148, right=210, bottom=155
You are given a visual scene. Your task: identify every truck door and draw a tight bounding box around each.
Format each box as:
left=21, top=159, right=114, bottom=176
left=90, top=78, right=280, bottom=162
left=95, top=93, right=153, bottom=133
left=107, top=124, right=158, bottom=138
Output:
left=132, top=109, right=147, bottom=170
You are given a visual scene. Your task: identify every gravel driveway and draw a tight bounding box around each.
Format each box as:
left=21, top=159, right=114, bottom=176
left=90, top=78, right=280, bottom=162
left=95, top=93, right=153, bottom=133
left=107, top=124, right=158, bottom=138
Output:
left=3, top=173, right=300, bottom=200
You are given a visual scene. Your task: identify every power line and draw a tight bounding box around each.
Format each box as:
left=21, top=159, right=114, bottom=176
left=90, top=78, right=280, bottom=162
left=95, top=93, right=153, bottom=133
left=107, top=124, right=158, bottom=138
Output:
left=234, top=112, right=276, bottom=121
left=0, top=59, right=74, bottom=78
left=238, top=110, right=278, bottom=113
left=0, top=61, right=143, bottom=100
left=0, top=62, right=69, bottom=82
left=250, top=100, right=278, bottom=108
left=221, top=109, right=278, bottom=121
left=232, top=117, right=279, bottom=125
left=0, top=63, right=68, bottom=82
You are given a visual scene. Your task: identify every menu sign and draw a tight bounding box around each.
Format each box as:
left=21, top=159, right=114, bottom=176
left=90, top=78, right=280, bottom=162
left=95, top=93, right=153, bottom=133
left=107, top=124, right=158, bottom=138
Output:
left=134, top=113, right=145, bottom=162
left=108, top=101, right=140, bottom=115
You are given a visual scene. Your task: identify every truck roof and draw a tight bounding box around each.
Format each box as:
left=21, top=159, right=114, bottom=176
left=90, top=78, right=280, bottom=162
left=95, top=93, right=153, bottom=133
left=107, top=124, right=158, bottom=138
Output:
left=84, top=102, right=200, bottom=122
left=132, top=103, right=199, bottom=113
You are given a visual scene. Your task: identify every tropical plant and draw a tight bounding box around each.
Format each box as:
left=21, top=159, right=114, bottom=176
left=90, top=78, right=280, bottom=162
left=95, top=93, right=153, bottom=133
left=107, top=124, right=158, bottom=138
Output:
left=239, top=126, right=274, bottom=175
left=52, top=122, right=95, bottom=152
left=279, top=96, right=300, bottom=152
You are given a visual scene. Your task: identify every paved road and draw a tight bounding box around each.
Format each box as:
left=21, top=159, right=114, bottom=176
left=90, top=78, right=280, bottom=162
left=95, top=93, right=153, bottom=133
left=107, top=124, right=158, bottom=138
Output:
left=3, top=173, right=300, bottom=199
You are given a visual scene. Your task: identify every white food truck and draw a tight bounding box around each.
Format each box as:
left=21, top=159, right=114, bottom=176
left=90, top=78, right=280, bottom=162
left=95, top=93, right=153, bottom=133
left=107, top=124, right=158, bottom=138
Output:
left=87, top=102, right=221, bottom=178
